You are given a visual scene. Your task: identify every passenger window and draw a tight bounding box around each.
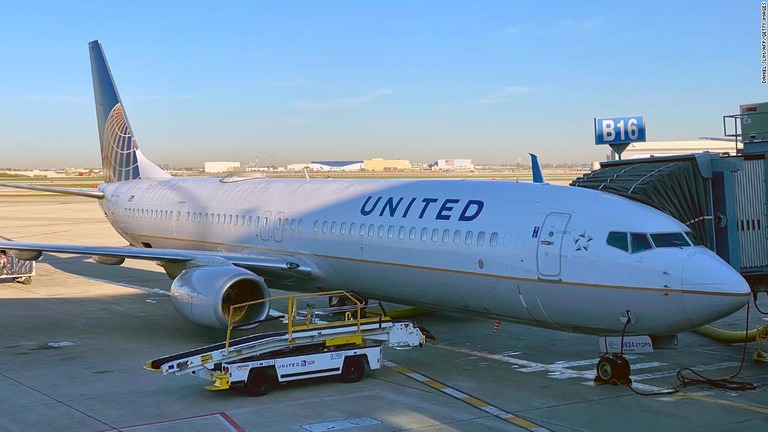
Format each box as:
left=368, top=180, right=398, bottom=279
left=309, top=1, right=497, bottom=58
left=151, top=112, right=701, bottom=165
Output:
left=650, top=232, right=691, bottom=248
left=203, top=213, right=209, bottom=223
left=431, top=228, right=439, bottom=242
left=477, top=231, right=486, bottom=246
left=349, top=222, right=356, bottom=235
left=254, top=216, right=260, bottom=227
left=228, top=214, right=233, bottom=225
left=398, top=226, right=405, bottom=240
left=359, top=223, right=366, bottom=236
left=290, top=219, right=296, bottom=231
left=186, top=212, right=190, bottom=222
left=378, top=224, right=385, bottom=238
left=489, top=232, right=499, bottom=247
left=409, top=227, right=416, bottom=240
left=465, top=231, right=473, bottom=245
left=331, top=221, right=337, bottom=234
left=442, top=229, right=450, bottom=243
left=216, top=214, right=221, bottom=224
left=387, top=225, right=395, bottom=239
left=247, top=215, right=252, bottom=226
left=631, top=233, right=653, bottom=253
left=234, top=215, right=239, bottom=225
left=340, top=222, right=347, bottom=234
left=298, top=219, right=304, bottom=231
left=607, top=231, right=629, bottom=252
left=453, top=230, right=461, bottom=244
left=368, top=224, right=376, bottom=237
left=313, top=220, right=319, bottom=232
left=322, top=221, right=329, bottom=233
left=421, top=228, right=428, bottom=241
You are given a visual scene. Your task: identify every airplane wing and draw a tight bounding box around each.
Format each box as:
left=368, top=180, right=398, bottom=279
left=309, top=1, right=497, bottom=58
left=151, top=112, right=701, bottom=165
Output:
left=0, top=240, right=313, bottom=278
left=0, top=182, right=104, bottom=199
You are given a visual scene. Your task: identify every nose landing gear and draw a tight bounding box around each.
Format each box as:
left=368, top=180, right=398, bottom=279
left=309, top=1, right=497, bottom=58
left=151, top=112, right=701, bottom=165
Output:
left=595, top=354, right=631, bottom=385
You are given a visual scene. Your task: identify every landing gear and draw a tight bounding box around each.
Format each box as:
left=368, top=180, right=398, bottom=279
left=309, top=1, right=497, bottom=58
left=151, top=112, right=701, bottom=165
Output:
left=595, top=354, right=631, bottom=385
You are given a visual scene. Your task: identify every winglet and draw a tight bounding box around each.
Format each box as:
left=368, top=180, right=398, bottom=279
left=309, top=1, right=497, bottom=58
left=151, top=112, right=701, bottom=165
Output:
left=529, top=153, right=546, bottom=184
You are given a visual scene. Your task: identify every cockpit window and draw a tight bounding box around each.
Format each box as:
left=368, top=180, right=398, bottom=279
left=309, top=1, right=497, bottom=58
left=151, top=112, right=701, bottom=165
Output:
left=630, top=233, right=653, bottom=253
left=607, top=231, right=629, bottom=252
left=650, top=232, right=691, bottom=248
left=684, top=231, right=704, bottom=246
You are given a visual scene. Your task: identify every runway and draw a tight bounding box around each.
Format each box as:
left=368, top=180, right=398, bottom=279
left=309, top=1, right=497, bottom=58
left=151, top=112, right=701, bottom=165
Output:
left=1, top=196, right=767, bottom=431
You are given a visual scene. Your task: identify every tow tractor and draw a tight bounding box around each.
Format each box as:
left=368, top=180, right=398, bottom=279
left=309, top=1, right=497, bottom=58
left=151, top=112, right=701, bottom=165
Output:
left=145, top=291, right=427, bottom=396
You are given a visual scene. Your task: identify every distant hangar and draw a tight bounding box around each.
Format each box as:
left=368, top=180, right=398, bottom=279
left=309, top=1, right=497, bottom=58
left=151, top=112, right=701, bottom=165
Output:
left=287, top=159, right=412, bottom=172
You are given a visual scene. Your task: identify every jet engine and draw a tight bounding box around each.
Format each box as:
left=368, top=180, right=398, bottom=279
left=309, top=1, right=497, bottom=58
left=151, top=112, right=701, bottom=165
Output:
left=169, top=266, right=271, bottom=328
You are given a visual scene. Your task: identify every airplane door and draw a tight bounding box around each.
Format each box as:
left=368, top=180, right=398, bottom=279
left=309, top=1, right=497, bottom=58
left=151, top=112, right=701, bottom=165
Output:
left=274, top=211, right=285, bottom=242
left=260, top=211, right=271, bottom=241
left=108, top=194, right=120, bottom=217
left=536, top=212, right=571, bottom=280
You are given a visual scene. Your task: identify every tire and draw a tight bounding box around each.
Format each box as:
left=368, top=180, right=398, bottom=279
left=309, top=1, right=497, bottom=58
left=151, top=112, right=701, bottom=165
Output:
left=595, top=356, right=631, bottom=384
left=596, top=357, right=615, bottom=382
left=340, top=355, right=366, bottom=383
left=21, top=277, right=32, bottom=285
left=245, top=368, right=272, bottom=397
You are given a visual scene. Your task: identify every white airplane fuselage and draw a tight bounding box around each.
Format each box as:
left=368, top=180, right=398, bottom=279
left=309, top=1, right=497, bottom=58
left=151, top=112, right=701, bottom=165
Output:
left=98, top=176, right=749, bottom=336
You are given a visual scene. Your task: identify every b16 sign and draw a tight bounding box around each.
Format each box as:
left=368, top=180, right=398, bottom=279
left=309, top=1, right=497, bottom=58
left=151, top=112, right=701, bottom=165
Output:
left=594, top=116, right=645, bottom=145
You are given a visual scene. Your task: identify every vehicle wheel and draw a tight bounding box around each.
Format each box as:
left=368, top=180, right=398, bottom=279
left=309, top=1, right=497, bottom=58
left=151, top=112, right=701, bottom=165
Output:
left=596, top=357, right=615, bottom=382
left=245, top=368, right=272, bottom=397
left=340, top=356, right=366, bottom=383
left=21, top=277, right=32, bottom=285
left=595, top=356, right=631, bottom=384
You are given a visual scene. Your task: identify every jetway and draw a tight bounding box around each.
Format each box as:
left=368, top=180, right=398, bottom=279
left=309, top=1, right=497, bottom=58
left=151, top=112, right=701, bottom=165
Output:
left=572, top=103, right=768, bottom=293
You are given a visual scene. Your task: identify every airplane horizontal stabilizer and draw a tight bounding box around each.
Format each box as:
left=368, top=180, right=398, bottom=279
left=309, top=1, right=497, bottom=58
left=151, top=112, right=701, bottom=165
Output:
left=0, top=182, right=104, bottom=199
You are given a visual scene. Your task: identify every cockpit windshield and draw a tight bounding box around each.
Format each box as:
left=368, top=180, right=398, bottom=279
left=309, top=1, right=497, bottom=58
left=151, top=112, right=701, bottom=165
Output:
left=607, top=231, right=693, bottom=254
left=649, top=232, right=691, bottom=248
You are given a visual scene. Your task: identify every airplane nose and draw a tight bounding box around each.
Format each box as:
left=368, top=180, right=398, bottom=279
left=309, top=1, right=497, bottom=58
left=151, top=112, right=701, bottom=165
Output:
left=681, top=251, right=751, bottom=327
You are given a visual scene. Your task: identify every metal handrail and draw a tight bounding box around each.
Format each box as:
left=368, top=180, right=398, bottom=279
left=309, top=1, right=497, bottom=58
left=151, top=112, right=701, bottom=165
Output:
left=224, top=291, right=388, bottom=352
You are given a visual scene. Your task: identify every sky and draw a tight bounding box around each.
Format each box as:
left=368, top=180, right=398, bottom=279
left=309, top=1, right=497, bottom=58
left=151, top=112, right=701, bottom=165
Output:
left=0, top=1, right=765, bottom=169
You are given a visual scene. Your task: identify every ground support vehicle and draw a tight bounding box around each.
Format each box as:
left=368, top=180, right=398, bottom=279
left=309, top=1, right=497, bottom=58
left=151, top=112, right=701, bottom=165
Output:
left=146, top=291, right=426, bottom=396
left=0, top=251, right=34, bottom=285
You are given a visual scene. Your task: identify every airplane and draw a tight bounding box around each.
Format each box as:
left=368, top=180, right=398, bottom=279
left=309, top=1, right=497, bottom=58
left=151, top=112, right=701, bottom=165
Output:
left=0, top=40, right=752, bottom=383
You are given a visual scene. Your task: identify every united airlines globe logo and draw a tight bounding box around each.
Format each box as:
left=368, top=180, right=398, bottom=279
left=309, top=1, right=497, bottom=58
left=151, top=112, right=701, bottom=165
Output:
left=103, top=103, right=139, bottom=182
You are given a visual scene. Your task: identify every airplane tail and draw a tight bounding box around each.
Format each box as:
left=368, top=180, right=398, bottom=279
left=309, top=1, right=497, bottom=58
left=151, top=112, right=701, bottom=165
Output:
left=529, top=153, right=546, bottom=184
left=89, top=40, right=170, bottom=183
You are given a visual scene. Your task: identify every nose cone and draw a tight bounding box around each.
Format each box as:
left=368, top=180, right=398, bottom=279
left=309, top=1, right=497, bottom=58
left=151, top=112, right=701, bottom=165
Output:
left=681, top=251, right=751, bottom=327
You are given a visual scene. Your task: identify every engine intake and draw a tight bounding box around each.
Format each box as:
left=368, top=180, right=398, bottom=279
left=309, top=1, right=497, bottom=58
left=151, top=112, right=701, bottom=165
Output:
left=170, top=266, right=270, bottom=328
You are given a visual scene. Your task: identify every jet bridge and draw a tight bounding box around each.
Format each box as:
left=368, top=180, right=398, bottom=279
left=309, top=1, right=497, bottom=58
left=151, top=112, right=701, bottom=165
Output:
left=572, top=102, right=768, bottom=293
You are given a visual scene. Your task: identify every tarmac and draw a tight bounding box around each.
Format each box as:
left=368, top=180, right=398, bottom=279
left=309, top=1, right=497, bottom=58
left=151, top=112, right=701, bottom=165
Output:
left=1, top=196, right=767, bottom=431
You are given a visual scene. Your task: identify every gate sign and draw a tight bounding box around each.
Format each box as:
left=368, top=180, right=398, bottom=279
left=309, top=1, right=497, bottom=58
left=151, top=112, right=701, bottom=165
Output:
left=594, top=116, right=646, bottom=145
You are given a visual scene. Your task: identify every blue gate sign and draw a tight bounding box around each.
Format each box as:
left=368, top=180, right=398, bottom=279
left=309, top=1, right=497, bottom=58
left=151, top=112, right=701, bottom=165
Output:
left=594, top=116, right=646, bottom=145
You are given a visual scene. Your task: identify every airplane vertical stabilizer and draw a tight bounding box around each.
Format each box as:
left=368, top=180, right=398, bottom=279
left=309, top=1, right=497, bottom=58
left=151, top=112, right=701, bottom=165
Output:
left=529, top=153, right=546, bottom=184
left=89, top=40, right=170, bottom=183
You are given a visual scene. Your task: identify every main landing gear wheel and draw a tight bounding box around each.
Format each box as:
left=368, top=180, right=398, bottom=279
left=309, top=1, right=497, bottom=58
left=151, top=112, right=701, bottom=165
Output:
left=595, top=355, right=631, bottom=385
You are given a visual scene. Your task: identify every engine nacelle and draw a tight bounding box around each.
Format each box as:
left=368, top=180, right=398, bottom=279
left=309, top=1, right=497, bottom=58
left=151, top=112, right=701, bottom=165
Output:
left=170, top=266, right=271, bottom=328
